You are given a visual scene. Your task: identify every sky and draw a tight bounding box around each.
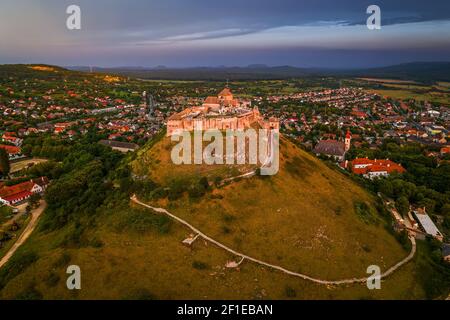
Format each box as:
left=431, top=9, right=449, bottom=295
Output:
left=0, top=0, right=449, bottom=68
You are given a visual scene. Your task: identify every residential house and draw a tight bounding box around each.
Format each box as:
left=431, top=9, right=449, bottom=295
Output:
left=349, top=158, right=406, bottom=179
left=0, top=144, right=22, bottom=160
left=0, top=177, right=49, bottom=206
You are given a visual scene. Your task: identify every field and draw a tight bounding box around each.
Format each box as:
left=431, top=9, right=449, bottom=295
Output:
left=356, top=78, right=419, bottom=84
left=10, top=158, right=48, bottom=174
left=353, top=77, right=450, bottom=104
left=368, top=89, right=450, bottom=105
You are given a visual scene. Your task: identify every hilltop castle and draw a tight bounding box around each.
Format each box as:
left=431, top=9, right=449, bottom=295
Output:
left=166, top=88, right=279, bottom=136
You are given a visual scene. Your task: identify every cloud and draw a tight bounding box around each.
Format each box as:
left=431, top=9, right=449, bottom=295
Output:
left=346, top=16, right=450, bottom=26
left=161, top=28, right=259, bottom=42
left=0, top=0, right=449, bottom=67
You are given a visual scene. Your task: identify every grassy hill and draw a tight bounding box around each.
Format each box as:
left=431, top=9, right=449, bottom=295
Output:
left=0, top=133, right=433, bottom=299
left=131, top=134, right=410, bottom=280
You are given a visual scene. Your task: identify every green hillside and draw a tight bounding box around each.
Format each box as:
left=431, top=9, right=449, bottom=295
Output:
left=131, top=134, right=410, bottom=280
left=0, top=133, right=436, bottom=299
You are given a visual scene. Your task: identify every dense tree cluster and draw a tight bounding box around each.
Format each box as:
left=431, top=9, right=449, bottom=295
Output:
left=0, top=148, right=10, bottom=177
left=35, top=133, right=124, bottom=232
left=349, top=140, right=450, bottom=237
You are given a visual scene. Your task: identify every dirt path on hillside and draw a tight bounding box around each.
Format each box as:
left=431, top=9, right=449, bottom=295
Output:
left=0, top=201, right=46, bottom=269
left=131, top=195, right=416, bottom=286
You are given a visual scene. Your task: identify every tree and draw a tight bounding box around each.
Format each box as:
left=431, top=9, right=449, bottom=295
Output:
left=0, top=148, right=10, bottom=178
left=376, top=179, right=394, bottom=198
left=199, top=177, right=209, bottom=190
left=396, top=196, right=410, bottom=217
left=28, top=193, right=41, bottom=209
left=442, top=204, right=450, bottom=217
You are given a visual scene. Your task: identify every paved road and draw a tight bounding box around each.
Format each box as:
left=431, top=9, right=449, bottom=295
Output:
left=0, top=201, right=46, bottom=269
left=132, top=195, right=416, bottom=285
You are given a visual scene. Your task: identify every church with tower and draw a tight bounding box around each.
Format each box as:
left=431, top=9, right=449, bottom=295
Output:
left=313, top=130, right=352, bottom=161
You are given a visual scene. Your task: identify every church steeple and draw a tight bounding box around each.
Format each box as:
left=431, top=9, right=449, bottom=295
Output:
left=345, top=130, right=352, bottom=151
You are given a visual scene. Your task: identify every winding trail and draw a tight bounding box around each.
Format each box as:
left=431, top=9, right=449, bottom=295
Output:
left=131, top=195, right=416, bottom=285
left=220, top=170, right=256, bottom=185
left=0, top=201, right=46, bottom=269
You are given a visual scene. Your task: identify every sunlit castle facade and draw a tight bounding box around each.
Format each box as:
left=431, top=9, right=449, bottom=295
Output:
left=166, top=88, right=279, bottom=136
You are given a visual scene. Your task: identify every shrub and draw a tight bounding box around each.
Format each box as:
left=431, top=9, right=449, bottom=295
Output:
left=44, top=272, right=60, bottom=287
left=53, top=252, right=71, bottom=268
left=285, top=286, right=297, bottom=298
left=167, top=179, right=188, bottom=200
left=0, top=251, right=39, bottom=289
left=115, top=210, right=171, bottom=235
left=354, top=201, right=377, bottom=224
left=15, top=286, right=43, bottom=300
left=125, top=288, right=156, bottom=300
left=192, top=261, right=209, bottom=270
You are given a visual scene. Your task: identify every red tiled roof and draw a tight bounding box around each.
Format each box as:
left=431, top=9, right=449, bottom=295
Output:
left=3, top=136, right=19, bottom=142
left=351, top=157, right=372, bottom=165
left=350, top=158, right=406, bottom=175
left=204, top=96, right=219, bottom=104
left=33, top=177, right=49, bottom=187
left=0, top=177, right=48, bottom=199
left=54, top=122, right=72, bottom=128
left=0, top=181, right=33, bottom=198
left=0, top=144, right=21, bottom=155
left=351, top=111, right=367, bottom=118
left=346, top=130, right=352, bottom=139
left=2, top=190, right=33, bottom=202
left=352, top=167, right=368, bottom=175
left=218, top=88, right=233, bottom=97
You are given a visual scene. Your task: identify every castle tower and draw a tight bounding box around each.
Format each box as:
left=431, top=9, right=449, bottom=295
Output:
left=253, top=105, right=260, bottom=117
left=268, top=117, right=280, bottom=132
left=345, top=130, right=352, bottom=151
left=218, top=87, right=233, bottom=102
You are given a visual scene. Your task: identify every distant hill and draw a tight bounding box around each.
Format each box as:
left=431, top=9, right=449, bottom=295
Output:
left=344, top=62, right=450, bottom=83
left=67, top=62, right=450, bottom=82
left=67, top=65, right=314, bottom=81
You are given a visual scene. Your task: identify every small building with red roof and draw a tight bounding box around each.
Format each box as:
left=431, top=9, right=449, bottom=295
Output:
left=441, top=146, right=450, bottom=156
left=0, top=144, right=22, bottom=160
left=0, top=177, right=49, bottom=206
left=349, top=158, right=406, bottom=179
